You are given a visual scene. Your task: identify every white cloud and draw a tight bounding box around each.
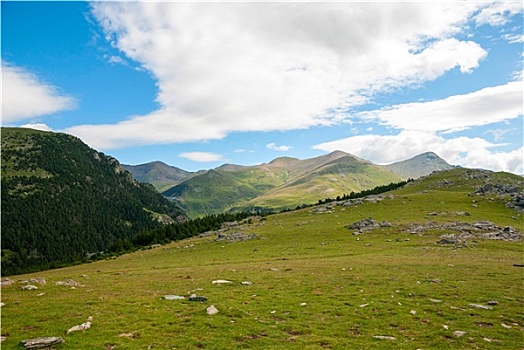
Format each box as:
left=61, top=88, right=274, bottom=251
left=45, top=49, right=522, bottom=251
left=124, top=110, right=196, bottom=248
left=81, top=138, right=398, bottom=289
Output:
left=179, top=152, right=224, bottom=163
left=266, top=143, right=292, bottom=152
left=19, top=123, right=53, bottom=132
left=313, top=129, right=524, bottom=174
left=474, top=2, right=523, bottom=27
left=2, top=62, right=76, bottom=123
left=67, top=2, right=509, bottom=149
left=354, top=81, right=523, bottom=133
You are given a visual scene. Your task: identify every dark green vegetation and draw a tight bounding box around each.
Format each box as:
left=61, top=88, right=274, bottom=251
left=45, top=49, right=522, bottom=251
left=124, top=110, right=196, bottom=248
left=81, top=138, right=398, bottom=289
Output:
left=162, top=151, right=406, bottom=217
left=1, top=128, right=187, bottom=275
left=2, top=168, right=523, bottom=349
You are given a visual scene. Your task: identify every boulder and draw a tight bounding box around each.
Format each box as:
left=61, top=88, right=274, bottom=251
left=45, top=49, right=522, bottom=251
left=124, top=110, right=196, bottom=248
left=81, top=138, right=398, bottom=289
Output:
left=21, top=337, right=64, bottom=349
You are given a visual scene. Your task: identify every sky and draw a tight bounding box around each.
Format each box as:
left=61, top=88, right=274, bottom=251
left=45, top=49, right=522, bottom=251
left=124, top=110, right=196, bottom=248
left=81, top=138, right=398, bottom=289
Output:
left=2, top=1, right=523, bottom=173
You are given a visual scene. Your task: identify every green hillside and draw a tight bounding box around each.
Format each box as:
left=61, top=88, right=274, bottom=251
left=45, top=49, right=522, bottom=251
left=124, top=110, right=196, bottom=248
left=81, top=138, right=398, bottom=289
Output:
left=1, top=127, right=187, bottom=275
left=2, top=168, right=522, bottom=349
left=164, top=152, right=401, bottom=217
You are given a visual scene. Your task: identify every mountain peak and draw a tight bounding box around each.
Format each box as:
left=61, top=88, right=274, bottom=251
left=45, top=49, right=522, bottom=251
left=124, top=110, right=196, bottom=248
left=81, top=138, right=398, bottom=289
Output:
left=385, top=152, right=454, bottom=179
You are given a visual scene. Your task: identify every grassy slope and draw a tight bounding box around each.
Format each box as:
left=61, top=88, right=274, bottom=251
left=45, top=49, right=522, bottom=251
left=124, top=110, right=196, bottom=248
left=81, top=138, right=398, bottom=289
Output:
left=2, top=169, right=523, bottom=349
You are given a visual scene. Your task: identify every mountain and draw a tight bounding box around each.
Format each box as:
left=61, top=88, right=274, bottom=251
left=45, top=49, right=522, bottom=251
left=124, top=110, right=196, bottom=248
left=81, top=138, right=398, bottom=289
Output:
left=163, top=151, right=402, bottom=216
left=1, top=127, right=187, bottom=275
left=122, top=161, right=203, bottom=192
left=385, top=152, right=455, bottom=180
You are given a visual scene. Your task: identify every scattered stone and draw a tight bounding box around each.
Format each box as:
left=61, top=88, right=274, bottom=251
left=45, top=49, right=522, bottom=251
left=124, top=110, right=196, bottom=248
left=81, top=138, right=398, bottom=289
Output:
left=241, top=281, right=253, bottom=285
left=443, top=325, right=449, bottom=330
left=206, top=305, right=219, bottom=315
left=216, top=232, right=258, bottom=243
left=429, top=298, right=442, bottom=303
left=21, top=285, right=38, bottom=290
left=410, top=310, right=416, bottom=315
left=0, top=302, right=5, bottom=307
left=501, top=323, right=512, bottom=329
left=118, top=331, right=140, bottom=339
left=66, top=316, right=93, bottom=334
left=21, top=337, right=64, bottom=349
left=372, top=335, right=397, bottom=341
left=428, top=278, right=442, bottom=283
left=21, top=278, right=46, bottom=285
left=359, top=303, right=370, bottom=308
left=55, top=279, right=81, bottom=287
left=453, top=331, right=467, bottom=337
left=212, top=279, right=233, bottom=284
left=346, top=218, right=381, bottom=232
left=486, top=300, right=498, bottom=305
left=0, top=278, right=14, bottom=287
left=188, top=294, right=208, bottom=302
left=1, top=336, right=7, bottom=342
left=469, top=303, right=493, bottom=310
left=164, top=295, right=185, bottom=300
left=300, top=303, right=307, bottom=306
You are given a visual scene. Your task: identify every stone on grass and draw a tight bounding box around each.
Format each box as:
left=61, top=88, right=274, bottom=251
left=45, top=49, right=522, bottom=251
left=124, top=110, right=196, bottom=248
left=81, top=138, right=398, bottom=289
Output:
left=55, top=279, right=81, bottom=287
left=241, top=281, right=253, bottom=285
left=212, top=280, right=233, bottom=284
left=66, top=316, right=93, bottom=334
left=21, top=337, right=64, bottom=349
left=372, top=335, right=397, bottom=340
left=453, top=331, right=467, bottom=337
left=21, top=285, right=38, bottom=290
left=206, top=305, right=219, bottom=315
left=188, top=294, right=208, bottom=302
left=164, top=295, right=185, bottom=300
left=468, top=303, right=493, bottom=310
left=429, top=298, right=442, bottom=303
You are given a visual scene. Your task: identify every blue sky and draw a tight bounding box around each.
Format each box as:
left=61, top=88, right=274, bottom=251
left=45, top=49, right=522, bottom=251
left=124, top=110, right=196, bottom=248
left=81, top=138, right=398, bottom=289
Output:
left=2, top=1, right=523, bottom=173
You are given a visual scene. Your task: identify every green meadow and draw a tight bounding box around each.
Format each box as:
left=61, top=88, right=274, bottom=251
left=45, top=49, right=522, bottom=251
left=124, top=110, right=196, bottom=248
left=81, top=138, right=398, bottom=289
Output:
left=2, top=169, right=523, bottom=349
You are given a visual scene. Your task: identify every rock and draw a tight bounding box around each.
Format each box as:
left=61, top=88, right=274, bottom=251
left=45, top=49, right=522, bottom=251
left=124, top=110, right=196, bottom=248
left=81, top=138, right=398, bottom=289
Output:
left=372, top=335, right=397, bottom=340
left=501, top=323, right=512, bottom=329
left=300, top=303, right=307, bottom=306
left=66, top=316, right=93, bottom=334
left=410, top=310, right=416, bottom=315
left=428, top=298, right=442, bottom=303
left=0, top=278, right=14, bottom=287
left=486, top=300, right=498, bottom=305
left=241, top=281, right=253, bottom=285
left=164, top=295, right=185, bottom=300
left=55, top=279, right=81, bottom=287
left=206, top=305, right=219, bottom=315
left=212, top=279, right=233, bottom=284
left=0, top=302, right=5, bottom=307
left=453, top=331, right=466, bottom=337
left=21, top=337, right=64, bottom=349
left=469, top=303, right=493, bottom=310
left=346, top=218, right=379, bottom=232
left=188, top=294, right=208, bottom=302
left=21, top=285, right=38, bottom=290
left=21, top=278, right=46, bottom=285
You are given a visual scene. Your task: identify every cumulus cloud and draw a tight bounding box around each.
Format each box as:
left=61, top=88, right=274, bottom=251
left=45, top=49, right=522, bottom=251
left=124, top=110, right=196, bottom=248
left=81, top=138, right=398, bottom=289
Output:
left=313, top=129, right=523, bottom=174
left=66, top=2, right=508, bottom=149
left=354, top=81, right=523, bottom=133
left=2, top=62, right=76, bottom=123
left=179, top=152, right=224, bottom=163
left=266, top=143, right=292, bottom=152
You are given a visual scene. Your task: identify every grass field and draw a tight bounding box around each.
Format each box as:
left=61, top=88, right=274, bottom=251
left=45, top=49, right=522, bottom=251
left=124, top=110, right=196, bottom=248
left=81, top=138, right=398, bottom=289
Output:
left=2, top=169, right=523, bottom=349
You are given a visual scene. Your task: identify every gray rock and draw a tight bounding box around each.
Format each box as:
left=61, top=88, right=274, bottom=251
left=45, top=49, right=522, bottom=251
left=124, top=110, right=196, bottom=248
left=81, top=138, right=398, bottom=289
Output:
left=21, top=337, right=64, bottom=349
left=469, top=303, right=493, bottom=310
left=21, top=285, right=38, bottom=290
left=164, top=295, right=185, bottom=300
left=189, top=294, right=208, bottom=302
left=206, top=305, right=219, bottom=315
left=372, top=335, right=397, bottom=340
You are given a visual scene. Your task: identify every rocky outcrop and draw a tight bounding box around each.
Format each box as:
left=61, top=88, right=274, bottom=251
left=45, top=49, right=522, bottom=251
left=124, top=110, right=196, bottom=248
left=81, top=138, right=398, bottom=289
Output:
left=21, top=337, right=64, bottom=349
left=404, top=221, right=522, bottom=244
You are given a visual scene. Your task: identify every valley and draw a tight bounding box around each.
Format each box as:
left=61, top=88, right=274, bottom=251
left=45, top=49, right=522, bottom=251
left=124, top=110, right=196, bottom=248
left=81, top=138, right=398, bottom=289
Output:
left=2, top=167, right=523, bottom=349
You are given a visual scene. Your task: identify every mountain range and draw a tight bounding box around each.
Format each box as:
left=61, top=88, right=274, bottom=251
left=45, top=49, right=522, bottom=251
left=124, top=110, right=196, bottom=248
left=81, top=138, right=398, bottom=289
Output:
left=125, top=151, right=455, bottom=217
